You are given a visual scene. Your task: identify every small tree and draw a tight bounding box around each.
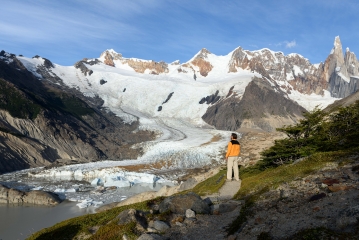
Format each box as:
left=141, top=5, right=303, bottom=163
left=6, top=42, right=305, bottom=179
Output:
left=261, top=107, right=326, bottom=167
left=260, top=101, right=359, bottom=168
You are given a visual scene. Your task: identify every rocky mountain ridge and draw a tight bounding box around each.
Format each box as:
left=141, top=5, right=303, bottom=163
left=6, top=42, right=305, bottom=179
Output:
left=99, top=36, right=359, bottom=99
left=0, top=51, right=154, bottom=174
left=86, top=37, right=359, bottom=131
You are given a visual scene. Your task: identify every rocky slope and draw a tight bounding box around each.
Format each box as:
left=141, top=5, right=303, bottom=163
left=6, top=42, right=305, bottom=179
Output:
left=325, top=90, right=359, bottom=112
left=202, top=77, right=306, bottom=131
left=236, top=159, right=359, bottom=239
left=0, top=52, right=154, bottom=174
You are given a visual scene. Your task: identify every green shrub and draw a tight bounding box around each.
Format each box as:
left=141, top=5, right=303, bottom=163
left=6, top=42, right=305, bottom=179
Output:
left=261, top=101, right=359, bottom=168
left=0, top=78, right=41, bottom=119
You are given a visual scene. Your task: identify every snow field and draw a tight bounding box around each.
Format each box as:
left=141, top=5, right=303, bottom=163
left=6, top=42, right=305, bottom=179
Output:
left=14, top=51, right=343, bottom=208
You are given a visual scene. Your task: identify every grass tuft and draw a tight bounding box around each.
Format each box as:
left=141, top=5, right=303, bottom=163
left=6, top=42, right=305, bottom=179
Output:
left=90, top=221, right=138, bottom=240
left=184, top=169, right=226, bottom=196
left=234, top=150, right=356, bottom=200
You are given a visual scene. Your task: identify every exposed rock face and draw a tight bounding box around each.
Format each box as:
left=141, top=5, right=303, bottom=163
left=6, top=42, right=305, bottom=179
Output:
left=100, top=50, right=168, bottom=74
left=190, top=48, right=213, bottom=77
left=0, top=54, right=155, bottom=174
left=228, top=47, right=327, bottom=95
left=126, top=59, right=168, bottom=74
left=101, top=50, right=119, bottom=67
left=74, top=60, right=93, bottom=76
left=227, top=37, right=359, bottom=99
left=199, top=90, right=220, bottom=104
left=328, top=36, right=348, bottom=79
left=162, top=92, right=174, bottom=104
left=345, top=48, right=359, bottom=76
left=328, top=74, right=359, bottom=98
left=33, top=55, right=54, bottom=68
left=324, top=36, right=359, bottom=98
left=202, top=77, right=306, bottom=132
left=0, top=184, right=61, bottom=205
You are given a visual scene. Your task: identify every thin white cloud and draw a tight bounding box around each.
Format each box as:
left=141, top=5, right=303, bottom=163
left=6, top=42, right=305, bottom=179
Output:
left=271, top=40, right=296, bottom=49
left=285, top=40, right=297, bottom=48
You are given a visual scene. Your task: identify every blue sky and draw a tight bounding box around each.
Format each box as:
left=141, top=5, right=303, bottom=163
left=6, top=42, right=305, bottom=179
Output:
left=1, top=0, right=358, bottom=65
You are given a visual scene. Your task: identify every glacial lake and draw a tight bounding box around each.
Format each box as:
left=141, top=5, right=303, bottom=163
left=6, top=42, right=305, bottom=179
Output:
left=0, top=201, right=93, bottom=240
left=0, top=182, right=174, bottom=240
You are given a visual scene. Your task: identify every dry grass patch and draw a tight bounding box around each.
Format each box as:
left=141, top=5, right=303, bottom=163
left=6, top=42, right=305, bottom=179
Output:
left=200, top=134, right=222, bottom=147
left=181, top=168, right=227, bottom=196
left=117, top=160, right=175, bottom=172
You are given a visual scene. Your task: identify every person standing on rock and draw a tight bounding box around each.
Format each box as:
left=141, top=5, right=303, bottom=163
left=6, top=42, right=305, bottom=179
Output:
left=225, top=133, right=240, bottom=181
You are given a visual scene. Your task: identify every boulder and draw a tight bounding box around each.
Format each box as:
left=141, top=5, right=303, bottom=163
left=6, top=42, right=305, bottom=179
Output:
left=218, top=201, right=241, bottom=213
left=153, top=220, right=170, bottom=232
left=227, top=235, right=238, bottom=240
left=158, top=192, right=210, bottom=214
left=203, top=197, right=214, bottom=206
left=178, top=178, right=197, bottom=191
left=23, top=190, right=61, bottom=205
left=0, top=184, right=61, bottom=205
left=185, top=209, right=196, bottom=218
left=117, top=209, right=147, bottom=231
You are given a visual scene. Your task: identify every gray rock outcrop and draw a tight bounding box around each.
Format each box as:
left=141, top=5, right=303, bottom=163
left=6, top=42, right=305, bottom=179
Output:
left=202, top=77, right=306, bottom=131
left=0, top=184, right=61, bottom=205
left=325, top=36, right=359, bottom=98
left=117, top=209, right=148, bottom=231
left=158, top=192, right=211, bottom=214
left=227, top=36, right=359, bottom=99
left=153, top=220, right=170, bottom=232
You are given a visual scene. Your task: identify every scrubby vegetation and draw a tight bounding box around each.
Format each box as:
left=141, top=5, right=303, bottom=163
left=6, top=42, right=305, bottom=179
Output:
left=0, top=78, right=41, bottom=119
left=27, top=197, right=164, bottom=240
left=228, top=101, right=359, bottom=237
left=0, top=77, right=94, bottom=121
left=235, top=150, right=356, bottom=199
left=261, top=101, right=359, bottom=168
left=44, top=92, right=95, bottom=119
left=27, top=170, right=227, bottom=240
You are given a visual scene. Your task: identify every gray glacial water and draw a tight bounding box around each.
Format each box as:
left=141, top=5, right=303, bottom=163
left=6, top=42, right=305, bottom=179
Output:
left=0, top=201, right=93, bottom=240
left=0, top=166, right=176, bottom=240
left=0, top=180, right=174, bottom=240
